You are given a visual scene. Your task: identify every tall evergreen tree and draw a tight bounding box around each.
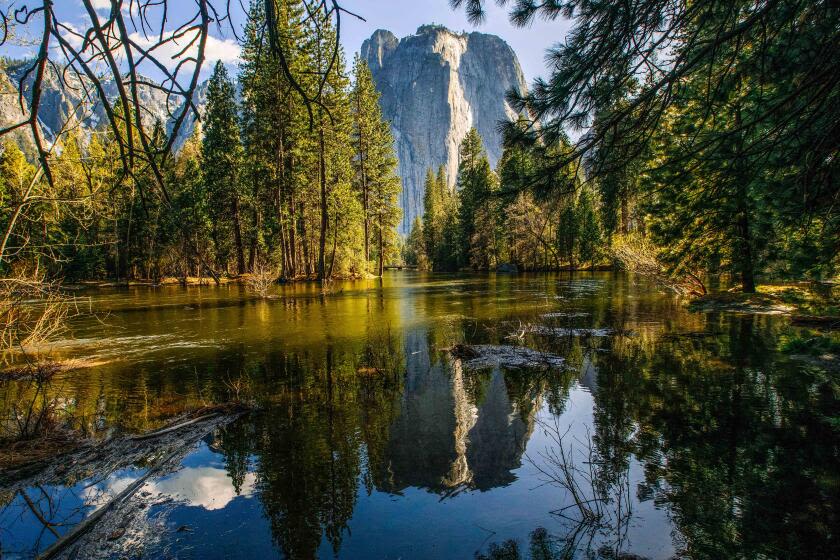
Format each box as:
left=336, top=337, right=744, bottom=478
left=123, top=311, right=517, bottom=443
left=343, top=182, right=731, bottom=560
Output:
left=351, top=55, right=401, bottom=275
left=404, top=217, right=428, bottom=269
left=576, top=187, right=602, bottom=267
left=203, top=61, right=245, bottom=275
left=421, top=168, right=440, bottom=267
left=455, top=128, right=495, bottom=269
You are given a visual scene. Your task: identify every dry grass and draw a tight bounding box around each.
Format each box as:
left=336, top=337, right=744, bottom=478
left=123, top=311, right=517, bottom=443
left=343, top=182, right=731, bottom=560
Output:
left=1, top=273, right=76, bottom=353
left=612, top=234, right=706, bottom=296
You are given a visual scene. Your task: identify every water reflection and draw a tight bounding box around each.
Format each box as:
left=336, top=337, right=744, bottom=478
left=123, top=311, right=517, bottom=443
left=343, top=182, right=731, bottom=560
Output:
left=1, top=273, right=838, bottom=559
left=149, top=466, right=257, bottom=511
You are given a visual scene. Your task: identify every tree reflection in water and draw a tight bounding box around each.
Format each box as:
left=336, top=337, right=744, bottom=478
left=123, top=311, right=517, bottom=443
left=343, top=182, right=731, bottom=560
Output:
left=3, top=275, right=837, bottom=559
left=479, top=312, right=838, bottom=560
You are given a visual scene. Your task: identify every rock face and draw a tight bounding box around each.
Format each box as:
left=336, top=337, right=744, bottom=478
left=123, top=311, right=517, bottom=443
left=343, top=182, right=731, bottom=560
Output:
left=362, top=25, right=528, bottom=233
left=0, top=60, right=207, bottom=153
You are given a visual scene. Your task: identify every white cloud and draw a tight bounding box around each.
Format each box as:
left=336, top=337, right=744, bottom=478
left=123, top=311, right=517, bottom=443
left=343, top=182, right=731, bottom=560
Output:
left=129, top=30, right=241, bottom=71
left=147, top=466, right=256, bottom=511
left=81, top=0, right=112, bottom=11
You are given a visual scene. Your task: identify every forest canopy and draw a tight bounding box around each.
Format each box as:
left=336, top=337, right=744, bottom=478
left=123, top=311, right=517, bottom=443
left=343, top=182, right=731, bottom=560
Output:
left=0, top=1, right=400, bottom=282
left=0, top=0, right=838, bottom=291
left=451, top=0, right=839, bottom=290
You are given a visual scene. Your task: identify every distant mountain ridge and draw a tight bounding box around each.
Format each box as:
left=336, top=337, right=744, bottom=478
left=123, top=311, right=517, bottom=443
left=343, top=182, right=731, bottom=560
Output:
left=0, top=58, right=207, bottom=153
left=362, top=25, right=528, bottom=233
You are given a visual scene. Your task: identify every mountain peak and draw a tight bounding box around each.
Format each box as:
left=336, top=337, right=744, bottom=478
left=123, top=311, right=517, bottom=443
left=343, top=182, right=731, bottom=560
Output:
left=363, top=26, right=527, bottom=234
left=415, top=24, right=456, bottom=36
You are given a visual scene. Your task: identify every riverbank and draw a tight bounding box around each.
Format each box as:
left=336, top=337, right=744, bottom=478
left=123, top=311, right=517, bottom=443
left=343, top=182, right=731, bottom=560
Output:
left=63, top=272, right=376, bottom=290
left=689, top=282, right=839, bottom=324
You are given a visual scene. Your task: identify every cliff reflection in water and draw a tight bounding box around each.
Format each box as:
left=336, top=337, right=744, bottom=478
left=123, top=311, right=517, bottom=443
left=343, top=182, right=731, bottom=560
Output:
left=2, top=274, right=837, bottom=559
left=205, top=324, right=556, bottom=558
left=375, top=330, right=542, bottom=494
left=203, top=311, right=838, bottom=559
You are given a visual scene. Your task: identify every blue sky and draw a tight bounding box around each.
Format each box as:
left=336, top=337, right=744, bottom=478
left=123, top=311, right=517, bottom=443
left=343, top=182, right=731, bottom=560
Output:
left=339, top=0, right=569, bottom=84
left=1, top=0, right=569, bottom=85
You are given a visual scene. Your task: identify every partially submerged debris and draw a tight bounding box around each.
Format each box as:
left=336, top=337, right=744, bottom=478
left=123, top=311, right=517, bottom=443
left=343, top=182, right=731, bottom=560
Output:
left=541, top=312, right=590, bottom=319
left=450, top=343, right=565, bottom=370
left=523, top=326, right=613, bottom=338
left=0, top=403, right=250, bottom=472
left=505, top=321, right=614, bottom=341
left=0, top=358, right=111, bottom=381
left=1, top=406, right=249, bottom=560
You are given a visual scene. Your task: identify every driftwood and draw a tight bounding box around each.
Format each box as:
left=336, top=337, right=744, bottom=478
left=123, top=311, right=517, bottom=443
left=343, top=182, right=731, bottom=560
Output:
left=129, top=413, right=221, bottom=441
left=36, top=448, right=182, bottom=560
left=450, top=344, right=566, bottom=370
left=2, top=408, right=248, bottom=560
left=450, top=343, right=480, bottom=360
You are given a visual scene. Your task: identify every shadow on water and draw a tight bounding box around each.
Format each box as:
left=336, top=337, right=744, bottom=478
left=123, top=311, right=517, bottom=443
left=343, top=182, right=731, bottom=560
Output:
left=0, top=273, right=838, bottom=559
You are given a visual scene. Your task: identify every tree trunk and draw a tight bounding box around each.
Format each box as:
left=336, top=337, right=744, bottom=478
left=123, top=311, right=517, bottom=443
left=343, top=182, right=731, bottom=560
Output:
left=232, top=197, right=246, bottom=275
left=288, top=191, right=297, bottom=277
left=377, top=221, right=384, bottom=277
left=248, top=208, right=260, bottom=272
left=278, top=218, right=289, bottom=279
left=328, top=214, right=338, bottom=279
left=317, top=125, right=328, bottom=280
left=733, top=95, right=755, bottom=293
left=736, top=203, right=756, bottom=293
left=299, top=202, right=311, bottom=277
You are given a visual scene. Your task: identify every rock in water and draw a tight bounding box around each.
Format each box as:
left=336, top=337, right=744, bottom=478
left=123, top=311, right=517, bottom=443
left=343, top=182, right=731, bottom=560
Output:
left=362, top=25, right=528, bottom=234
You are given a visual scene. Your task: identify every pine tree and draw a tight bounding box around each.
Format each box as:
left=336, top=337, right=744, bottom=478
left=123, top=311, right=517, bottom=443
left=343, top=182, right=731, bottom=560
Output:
left=203, top=61, right=245, bottom=275
left=168, top=126, right=214, bottom=281
left=576, top=187, right=602, bottom=267
left=557, top=200, right=578, bottom=268
left=351, top=55, right=401, bottom=275
left=455, top=128, right=494, bottom=269
left=404, top=217, right=428, bottom=269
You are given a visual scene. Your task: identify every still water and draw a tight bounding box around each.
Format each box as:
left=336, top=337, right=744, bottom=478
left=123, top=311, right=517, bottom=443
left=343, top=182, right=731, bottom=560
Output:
left=1, top=273, right=838, bottom=559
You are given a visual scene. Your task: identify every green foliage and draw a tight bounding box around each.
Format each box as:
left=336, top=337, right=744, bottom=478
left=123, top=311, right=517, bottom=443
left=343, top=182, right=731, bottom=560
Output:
left=780, top=335, right=840, bottom=357
left=203, top=61, right=245, bottom=275
left=419, top=127, right=604, bottom=272
left=576, top=188, right=602, bottom=267
left=556, top=202, right=578, bottom=268
left=0, top=0, right=401, bottom=282
left=476, top=0, right=840, bottom=287
left=456, top=128, right=497, bottom=269
left=422, top=166, right=459, bottom=271
left=351, top=55, right=402, bottom=275
left=403, top=217, right=428, bottom=269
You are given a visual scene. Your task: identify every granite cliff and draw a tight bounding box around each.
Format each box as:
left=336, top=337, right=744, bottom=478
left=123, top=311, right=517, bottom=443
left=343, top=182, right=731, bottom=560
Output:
left=362, top=25, right=527, bottom=233
left=0, top=59, right=206, bottom=153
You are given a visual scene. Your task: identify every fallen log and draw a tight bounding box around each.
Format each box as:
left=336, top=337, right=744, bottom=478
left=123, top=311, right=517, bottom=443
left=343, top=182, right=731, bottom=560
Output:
left=130, top=413, right=220, bottom=441
left=450, top=344, right=566, bottom=370
left=450, top=343, right=479, bottom=360
left=37, top=448, right=182, bottom=560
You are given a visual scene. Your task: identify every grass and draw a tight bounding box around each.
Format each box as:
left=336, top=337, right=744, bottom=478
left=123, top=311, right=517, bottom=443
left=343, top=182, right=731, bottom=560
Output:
left=690, top=282, right=838, bottom=317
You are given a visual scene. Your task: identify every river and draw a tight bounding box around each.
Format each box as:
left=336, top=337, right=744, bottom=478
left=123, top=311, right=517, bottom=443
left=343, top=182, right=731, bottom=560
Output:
left=1, top=272, right=837, bottom=559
